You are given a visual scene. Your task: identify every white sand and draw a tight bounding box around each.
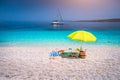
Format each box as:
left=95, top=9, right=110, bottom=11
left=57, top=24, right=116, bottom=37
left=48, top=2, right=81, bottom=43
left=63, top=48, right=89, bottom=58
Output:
left=0, top=45, right=120, bottom=80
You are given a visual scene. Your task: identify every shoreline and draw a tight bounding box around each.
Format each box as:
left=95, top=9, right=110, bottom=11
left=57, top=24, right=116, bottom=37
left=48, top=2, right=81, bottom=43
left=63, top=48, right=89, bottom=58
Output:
left=0, top=43, right=120, bottom=47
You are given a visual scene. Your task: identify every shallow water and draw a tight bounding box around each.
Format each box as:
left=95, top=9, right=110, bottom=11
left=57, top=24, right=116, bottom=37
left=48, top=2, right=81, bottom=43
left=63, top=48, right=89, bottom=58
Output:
left=0, top=22, right=120, bottom=46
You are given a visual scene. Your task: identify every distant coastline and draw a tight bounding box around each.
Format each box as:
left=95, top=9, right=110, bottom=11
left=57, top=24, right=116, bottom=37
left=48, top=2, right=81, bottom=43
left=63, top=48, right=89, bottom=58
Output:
left=76, top=18, right=120, bottom=22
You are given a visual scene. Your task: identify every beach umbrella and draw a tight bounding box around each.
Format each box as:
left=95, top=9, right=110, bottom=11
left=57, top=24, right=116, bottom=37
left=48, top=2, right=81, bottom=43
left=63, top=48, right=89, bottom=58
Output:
left=68, top=30, right=97, bottom=51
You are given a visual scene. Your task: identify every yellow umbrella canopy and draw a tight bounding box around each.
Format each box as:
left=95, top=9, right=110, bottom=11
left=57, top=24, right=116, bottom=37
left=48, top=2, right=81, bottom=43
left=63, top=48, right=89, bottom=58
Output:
left=68, top=30, right=97, bottom=42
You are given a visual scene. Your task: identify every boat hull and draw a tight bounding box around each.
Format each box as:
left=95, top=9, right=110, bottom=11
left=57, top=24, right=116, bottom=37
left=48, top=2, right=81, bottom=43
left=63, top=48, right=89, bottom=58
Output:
left=51, top=22, right=64, bottom=25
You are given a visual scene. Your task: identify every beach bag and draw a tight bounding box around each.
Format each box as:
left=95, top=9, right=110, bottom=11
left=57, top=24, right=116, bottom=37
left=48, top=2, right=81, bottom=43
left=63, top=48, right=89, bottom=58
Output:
left=49, top=51, right=60, bottom=57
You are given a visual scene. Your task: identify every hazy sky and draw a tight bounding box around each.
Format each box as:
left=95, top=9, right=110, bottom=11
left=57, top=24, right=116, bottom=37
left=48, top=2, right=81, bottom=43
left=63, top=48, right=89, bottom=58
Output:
left=0, top=0, right=120, bottom=21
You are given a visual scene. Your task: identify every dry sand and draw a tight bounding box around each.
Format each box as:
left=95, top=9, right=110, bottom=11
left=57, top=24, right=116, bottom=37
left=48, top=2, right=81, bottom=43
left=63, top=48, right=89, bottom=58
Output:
left=0, top=45, right=120, bottom=80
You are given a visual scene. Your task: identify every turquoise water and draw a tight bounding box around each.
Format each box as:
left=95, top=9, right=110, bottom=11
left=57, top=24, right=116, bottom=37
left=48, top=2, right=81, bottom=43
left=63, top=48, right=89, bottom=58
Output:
left=0, top=22, right=120, bottom=46
left=0, top=30, right=120, bottom=46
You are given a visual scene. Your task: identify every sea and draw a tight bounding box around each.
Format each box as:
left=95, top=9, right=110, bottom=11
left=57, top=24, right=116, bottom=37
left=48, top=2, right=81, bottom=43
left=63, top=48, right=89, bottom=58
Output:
left=0, top=21, right=120, bottom=46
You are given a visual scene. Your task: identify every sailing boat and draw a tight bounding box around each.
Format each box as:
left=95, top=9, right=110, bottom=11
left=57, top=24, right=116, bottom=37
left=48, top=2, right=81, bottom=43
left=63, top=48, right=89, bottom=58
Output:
left=51, top=9, right=64, bottom=25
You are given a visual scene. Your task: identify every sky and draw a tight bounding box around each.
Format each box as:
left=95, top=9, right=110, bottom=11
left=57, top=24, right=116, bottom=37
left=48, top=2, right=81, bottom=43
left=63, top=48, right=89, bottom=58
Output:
left=0, top=0, right=120, bottom=22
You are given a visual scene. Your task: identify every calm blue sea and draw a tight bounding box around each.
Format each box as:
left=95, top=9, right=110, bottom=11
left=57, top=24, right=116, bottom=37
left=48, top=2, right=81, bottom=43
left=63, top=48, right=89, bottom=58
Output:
left=0, top=22, right=120, bottom=46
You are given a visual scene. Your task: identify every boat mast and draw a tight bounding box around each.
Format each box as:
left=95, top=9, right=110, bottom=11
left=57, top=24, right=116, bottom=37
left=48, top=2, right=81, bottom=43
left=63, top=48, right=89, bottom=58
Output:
left=57, top=8, right=63, bottom=22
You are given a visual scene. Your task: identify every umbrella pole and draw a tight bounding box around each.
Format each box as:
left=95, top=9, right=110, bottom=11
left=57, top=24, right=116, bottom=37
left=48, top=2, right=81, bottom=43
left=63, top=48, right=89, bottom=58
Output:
left=80, top=41, right=83, bottom=51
